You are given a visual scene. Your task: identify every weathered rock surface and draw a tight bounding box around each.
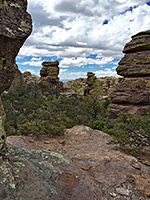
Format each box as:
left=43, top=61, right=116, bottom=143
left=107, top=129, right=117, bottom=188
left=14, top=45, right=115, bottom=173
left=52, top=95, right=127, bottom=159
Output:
left=84, top=72, right=97, bottom=95
left=40, top=61, right=61, bottom=87
left=8, top=68, right=23, bottom=92
left=0, top=0, right=32, bottom=154
left=62, top=78, right=87, bottom=97
left=117, top=51, right=150, bottom=77
left=23, top=71, right=40, bottom=85
left=63, top=76, right=118, bottom=97
left=0, top=0, right=32, bottom=94
left=123, top=30, right=150, bottom=54
left=5, top=126, right=150, bottom=199
left=109, top=30, right=150, bottom=117
left=87, top=72, right=96, bottom=86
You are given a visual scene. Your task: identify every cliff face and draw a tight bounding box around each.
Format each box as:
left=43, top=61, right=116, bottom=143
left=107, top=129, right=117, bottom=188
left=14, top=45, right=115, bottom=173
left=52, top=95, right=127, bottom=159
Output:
left=109, top=30, right=150, bottom=117
left=0, top=0, right=32, bottom=154
left=0, top=0, right=32, bottom=94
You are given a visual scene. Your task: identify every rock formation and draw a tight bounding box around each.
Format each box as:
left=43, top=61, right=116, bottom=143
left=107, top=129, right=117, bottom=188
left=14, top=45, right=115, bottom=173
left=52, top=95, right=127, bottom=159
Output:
left=40, top=61, right=60, bottom=87
left=3, top=125, right=150, bottom=199
left=109, top=30, right=150, bottom=117
left=62, top=78, right=87, bottom=97
left=84, top=72, right=97, bottom=95
left=23, top=71, right=40, bottom=85
left=62, top=76, right=118, bottom=97
left=0, top=0, right=32, bottom=154
left=8, top=68, right=23, bottom=92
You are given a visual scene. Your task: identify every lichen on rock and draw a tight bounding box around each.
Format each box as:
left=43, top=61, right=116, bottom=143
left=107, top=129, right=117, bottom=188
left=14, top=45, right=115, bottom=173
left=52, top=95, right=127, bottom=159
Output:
left=109, top=30, right=150, bottom=117
left=0, top=0, right=32, bottom=155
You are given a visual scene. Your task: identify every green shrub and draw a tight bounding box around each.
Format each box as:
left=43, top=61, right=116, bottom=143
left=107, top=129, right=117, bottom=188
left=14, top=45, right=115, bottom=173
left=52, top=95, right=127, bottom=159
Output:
left=105, top=113, right=150, bottom=151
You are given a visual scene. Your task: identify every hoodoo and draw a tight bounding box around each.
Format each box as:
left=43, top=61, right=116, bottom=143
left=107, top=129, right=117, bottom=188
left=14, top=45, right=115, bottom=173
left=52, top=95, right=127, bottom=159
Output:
left=40, top=61, right=60, bottom=87
left=108, top=30, right=150, bottom=117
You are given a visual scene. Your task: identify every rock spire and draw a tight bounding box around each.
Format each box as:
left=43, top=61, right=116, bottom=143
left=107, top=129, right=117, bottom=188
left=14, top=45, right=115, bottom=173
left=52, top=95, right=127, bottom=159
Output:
left=108, top=30, right=150, bottom=117
left=40, top=61, right=60, bottom=86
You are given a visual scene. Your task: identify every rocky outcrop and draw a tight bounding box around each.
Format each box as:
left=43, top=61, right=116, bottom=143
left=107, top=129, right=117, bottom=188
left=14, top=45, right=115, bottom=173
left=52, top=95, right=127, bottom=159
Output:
left=98, top=76, right=119, bottom=97
left=4, top=126, right=150, bottom=199
left=40, top=61, right=61, bottom=87
left=109, top=30, right=150, bottom=117
left=62, top=78, right=87, bottom=97
left=63, top=76, right=118, bottom=97
left=23, top=71, right=40, bottom=85
left=8, top=69, right=23, bottom=92
left=0, top=0, right=32, bottom=94
left=0, top=0, right=32, bottom=154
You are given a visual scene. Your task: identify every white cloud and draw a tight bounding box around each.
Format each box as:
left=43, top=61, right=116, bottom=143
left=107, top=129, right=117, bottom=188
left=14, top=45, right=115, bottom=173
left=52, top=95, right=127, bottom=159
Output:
left=94, top=68, right=117, bottom=77
left=22, top=1, right=150, bottom=58
left=60, top=68, right=68, bottom=74
left=59, top=68, right=118, bottom=80
left=21, top=68, right=38, bottom=75
left=18, top=60, right=43, bottom=67
left=18, top=0, right=150, bottom=79
left=59, top=56, right=113, bottom=68
left=31, top=57, right=42, bottom=61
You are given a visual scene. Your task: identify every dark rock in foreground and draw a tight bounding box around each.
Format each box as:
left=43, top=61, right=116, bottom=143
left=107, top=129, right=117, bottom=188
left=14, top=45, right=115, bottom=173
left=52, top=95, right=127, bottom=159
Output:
left=0, top=145, right=103, bottom=200
left=4, top=126, right=150, bottom=200
left=0, top=0, right=32, bottom=154
left=0, top=0, right=32, bottom=94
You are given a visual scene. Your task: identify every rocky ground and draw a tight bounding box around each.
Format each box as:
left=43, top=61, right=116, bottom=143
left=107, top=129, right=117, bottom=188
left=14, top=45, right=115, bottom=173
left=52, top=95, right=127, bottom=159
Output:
left=4, top=126, right=150, bottom=200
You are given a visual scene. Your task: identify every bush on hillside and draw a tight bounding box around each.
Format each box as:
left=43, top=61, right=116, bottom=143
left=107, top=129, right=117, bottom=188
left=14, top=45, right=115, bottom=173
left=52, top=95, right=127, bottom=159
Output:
left=104, top=113, right=150, bottom=151
left=2, top=81, right=107, bottom=136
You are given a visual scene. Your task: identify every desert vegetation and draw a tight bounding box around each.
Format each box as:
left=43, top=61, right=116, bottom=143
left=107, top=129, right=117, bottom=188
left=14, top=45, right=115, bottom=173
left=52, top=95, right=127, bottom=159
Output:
left=2, top=80, right=150, bottom=152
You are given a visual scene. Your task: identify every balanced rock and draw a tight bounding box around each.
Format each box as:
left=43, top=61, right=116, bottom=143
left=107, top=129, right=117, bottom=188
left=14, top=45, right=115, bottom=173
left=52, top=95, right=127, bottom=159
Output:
left=0, top=0, right=32, bottom=154
left=84, top=72, right=97, bottom=95
left=87, top=72, right=96, bottom=87
left=40, top=61, right=60, bottom=86
left=109, top=30, right=150, bottom=117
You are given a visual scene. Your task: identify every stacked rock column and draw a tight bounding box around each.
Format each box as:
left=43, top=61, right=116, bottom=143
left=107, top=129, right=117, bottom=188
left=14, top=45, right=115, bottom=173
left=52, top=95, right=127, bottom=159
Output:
left=40, top=61, right=60, bottom=86
left=84, top=72, right=97, bottom=95
left=108, top=30, right=150, bottom=117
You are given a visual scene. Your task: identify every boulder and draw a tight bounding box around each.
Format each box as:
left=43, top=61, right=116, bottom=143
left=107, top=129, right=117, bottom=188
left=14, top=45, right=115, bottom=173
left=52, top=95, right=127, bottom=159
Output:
left=109, top=30, right=150, bottom=117
left=0, top=0, right=32, bottom=154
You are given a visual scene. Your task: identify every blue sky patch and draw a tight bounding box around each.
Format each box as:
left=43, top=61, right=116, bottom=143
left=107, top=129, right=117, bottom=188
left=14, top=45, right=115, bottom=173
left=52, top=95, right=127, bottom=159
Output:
left=103, top=19, right=109, bottom=25
left=146, top=2, right=150, bottom=6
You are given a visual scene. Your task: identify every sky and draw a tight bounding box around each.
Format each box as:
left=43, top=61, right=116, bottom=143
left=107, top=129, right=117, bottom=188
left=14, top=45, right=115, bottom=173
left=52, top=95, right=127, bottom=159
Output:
left=17, top=0, right=150, bottom=81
